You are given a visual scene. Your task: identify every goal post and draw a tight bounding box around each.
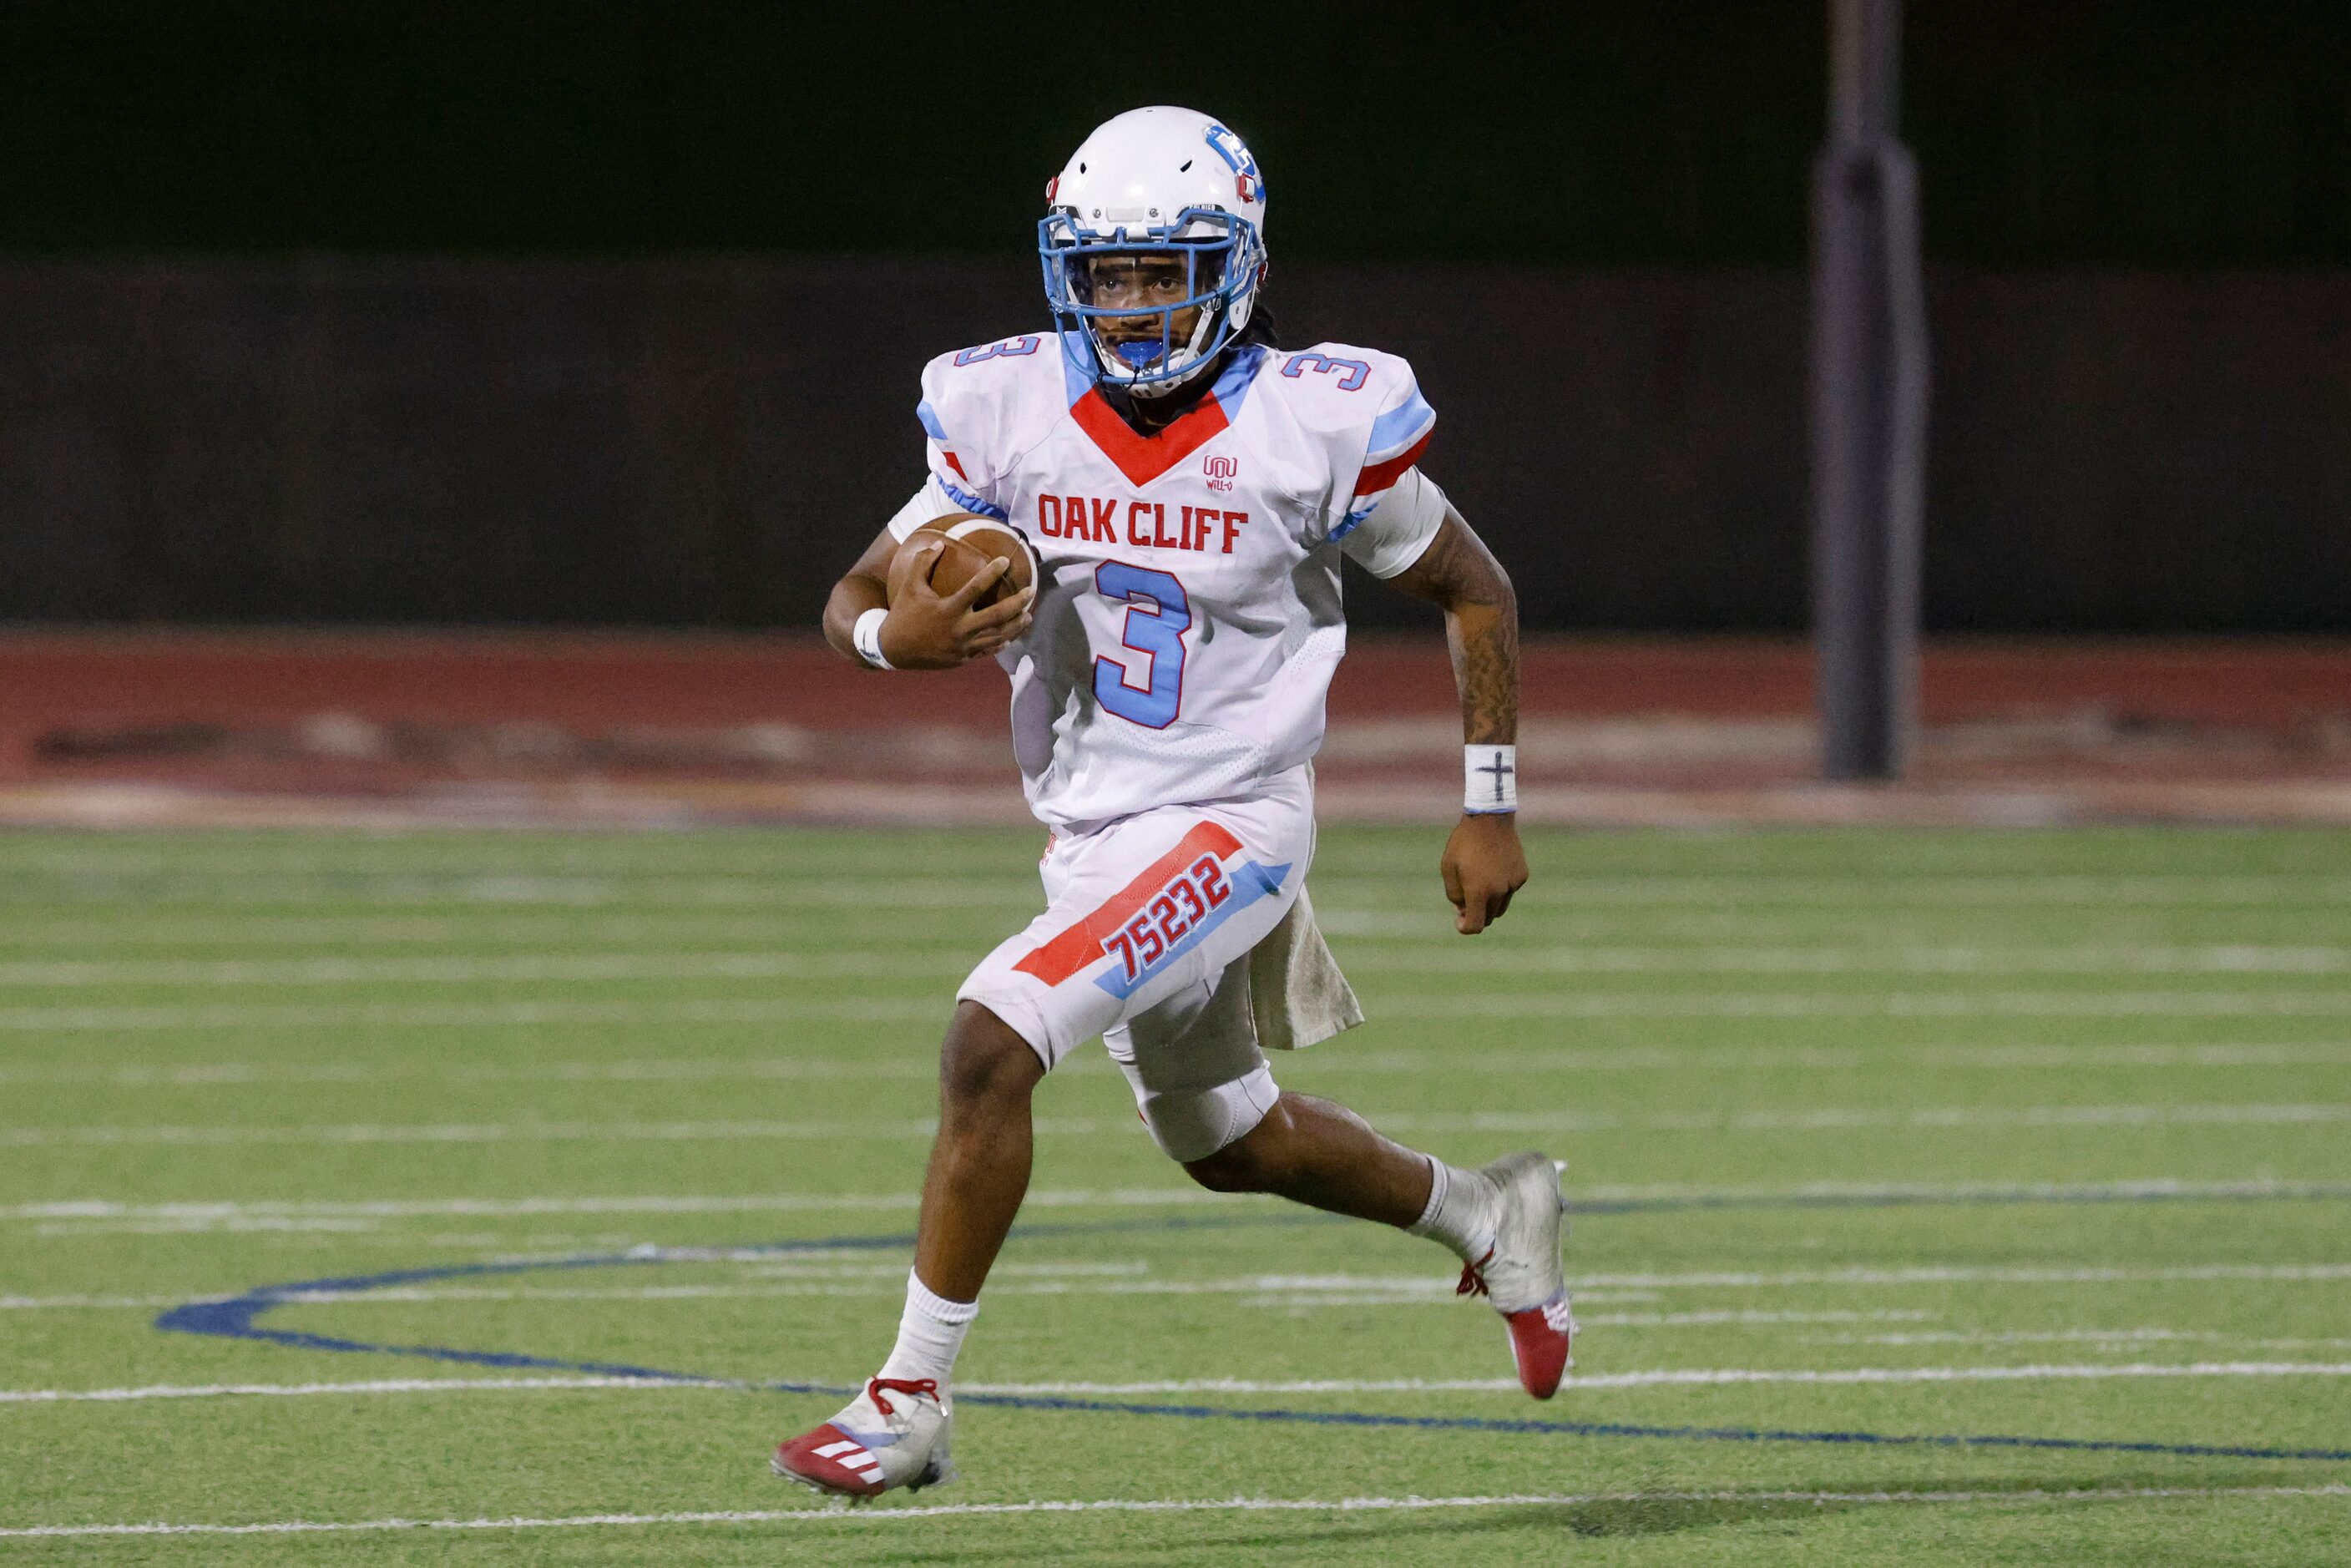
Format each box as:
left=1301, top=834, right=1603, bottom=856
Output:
left=1811, top=0, right=1930, bottom=781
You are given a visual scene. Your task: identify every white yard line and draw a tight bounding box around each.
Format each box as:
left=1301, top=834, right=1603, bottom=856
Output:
left=0, top=1377, right=706, bottom=1405
left=9, top=1103, right=2346, bottom=1146
left=0, top=1187, right=1228, bottom=1223
left=13, top=1040, right=2347, bottom=1087
left=200, top=1272, right=2310, bottom=1303
left=0, top=1295, right=194, bottom=1310
left=20, top=1217, right=383, bottom=1237
left=4, top=906, right=2328, bottom=950
left=0, top=1278, right=1449, bottom=1310
left=1570, top=1363, right=2351, bottom=1388
left=4, top=1485, right=2348, bottom=1539
left=1206, top=1260, right=2351, bottom=1295
left=1476, top=946, right=2351, bottom=975
left=1578, top=1309, right=1934, bottom=1328
left=7, top=946, right=2347, bottom=988
left=0, top=1277, right=1921, bottom=1318
left=0, top=997, right=943, bottom=1033
left=1407, top=993, right=2351, bottom=1020
left=12, top=990, right=2351, bottom=1032
left=11, top=1363, right=2351, bottom=1410
left=1574, top=1262, right=2351, bottom=1288
left=4, top=1176, right=2338, bottom=1225
left=0, top=1263, right=1148, bottom=1312
left=0, top=913, right=981, bottom=950
left=0, top=875, right=1049, bottom=910
left=1807, top=1328, right=2200, bottom=1347
left=0, top=952, right=968, bottom=987
left=7, top=1264, right=2347, bottom=1311
left=0, top=1057, right=943, bottom=1086
left=11, top=871, right=2348, bottom=908
left=1315, top=1043, right=2351, bottom=1074
left=0, top=1117, right=946, bottom=1146
left=1379, top=1105, right=2351, bottom=1133
left=959, top=1363, right=2351, bottom=1393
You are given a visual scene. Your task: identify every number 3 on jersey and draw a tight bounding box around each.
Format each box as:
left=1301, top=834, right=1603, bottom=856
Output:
left=1093, top=562, right=1191, bottom=729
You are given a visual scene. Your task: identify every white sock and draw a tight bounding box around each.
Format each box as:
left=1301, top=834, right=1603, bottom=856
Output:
left=1406, top=1155, right=1497, bottom=1263
left=874, top=1269, right=978, bottom=1387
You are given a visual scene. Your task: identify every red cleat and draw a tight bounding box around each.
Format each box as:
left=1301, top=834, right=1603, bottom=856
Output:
left=1454, top=1152, right=1576, bottom=1399
left=771, top=1377, right=954, bottom=1500
left=1500, top=1292, right=1577, bottom=1399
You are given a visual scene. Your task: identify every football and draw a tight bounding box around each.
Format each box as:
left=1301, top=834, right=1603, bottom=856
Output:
left=891, top=514, right=1037, bottom=609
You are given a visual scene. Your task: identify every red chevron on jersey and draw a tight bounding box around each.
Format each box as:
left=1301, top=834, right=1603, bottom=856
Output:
left=1068, top=387, right=1232, bottom=487
left=1014, top=820, right=1243, bottom=985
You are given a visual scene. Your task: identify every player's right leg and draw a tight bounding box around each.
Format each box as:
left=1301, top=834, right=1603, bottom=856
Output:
left=770, top=999, right=1039, bottom=1500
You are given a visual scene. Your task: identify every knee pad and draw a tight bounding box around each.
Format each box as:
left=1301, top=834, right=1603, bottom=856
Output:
left=1135, top=1064, right=1280, bottom=1163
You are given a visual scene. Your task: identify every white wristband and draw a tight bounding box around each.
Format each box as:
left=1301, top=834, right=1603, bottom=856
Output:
left=852, top=607, right=894, bottom=670
left=1465, top=744, right=1517, bottom=814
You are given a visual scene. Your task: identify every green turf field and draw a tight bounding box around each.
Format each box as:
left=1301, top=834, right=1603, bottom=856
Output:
left=3, top=826, right=2348, bottom=1564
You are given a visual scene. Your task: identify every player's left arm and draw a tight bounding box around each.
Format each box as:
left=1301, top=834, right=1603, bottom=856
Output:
left=1383, top=508, right=1529, bottom=935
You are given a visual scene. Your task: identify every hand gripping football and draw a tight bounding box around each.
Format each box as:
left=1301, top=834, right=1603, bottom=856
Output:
left=889, top=515, right=1038, bottom=610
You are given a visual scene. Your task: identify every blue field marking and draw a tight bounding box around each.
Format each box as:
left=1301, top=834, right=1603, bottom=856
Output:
left=154, top=1196, right=2351, bottom=1466
left=153, top=1213, right=1320, bottom=1378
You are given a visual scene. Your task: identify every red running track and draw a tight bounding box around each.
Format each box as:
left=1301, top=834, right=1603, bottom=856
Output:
left=3, top=630, right=2346, bottom=826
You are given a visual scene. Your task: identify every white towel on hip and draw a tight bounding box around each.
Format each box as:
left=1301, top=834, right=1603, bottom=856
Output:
left=1246, top=884, right=1363, bottom=1050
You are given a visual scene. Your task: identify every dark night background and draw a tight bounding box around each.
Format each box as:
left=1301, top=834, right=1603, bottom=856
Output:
left=3, top=2, right=2345, bottom=631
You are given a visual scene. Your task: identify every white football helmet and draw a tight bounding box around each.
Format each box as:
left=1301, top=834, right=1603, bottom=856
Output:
left=1039, top=106, right=1268, bottom=398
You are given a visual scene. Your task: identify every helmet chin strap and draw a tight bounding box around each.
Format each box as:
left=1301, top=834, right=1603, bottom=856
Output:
left=1122, top=362, right=1215, bottom=401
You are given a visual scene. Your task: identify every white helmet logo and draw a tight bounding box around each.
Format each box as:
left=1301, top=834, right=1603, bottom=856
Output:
left=1202, top=123, right=1264, bottom=204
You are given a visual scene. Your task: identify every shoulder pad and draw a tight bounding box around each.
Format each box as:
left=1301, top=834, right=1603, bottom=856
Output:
left=919, top=332, right=1064, bottom=421
left=917, top=332, right=1069, bottom=504
left=1265, top=343, right=1426, bottom=436
left=1266, top=343, right=1435, bottom=473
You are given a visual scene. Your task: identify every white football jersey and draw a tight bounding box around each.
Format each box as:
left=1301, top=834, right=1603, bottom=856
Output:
left=890, top=331, right=1447, bottom=828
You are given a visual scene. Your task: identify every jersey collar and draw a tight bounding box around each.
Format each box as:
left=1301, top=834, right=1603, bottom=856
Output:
left=1066, top=343, right=1267, bottom=488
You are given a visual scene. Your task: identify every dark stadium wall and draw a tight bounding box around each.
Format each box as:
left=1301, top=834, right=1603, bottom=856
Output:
left=3, top=258, right=2345, bottom=635
left=1, top=2, right=2344, bottom=633
left=6, top=3, right=2344, bottom=266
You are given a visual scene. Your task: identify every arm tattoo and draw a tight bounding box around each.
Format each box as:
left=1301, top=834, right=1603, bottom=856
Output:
left=1388, top=514, right=1519, bottom=746
left=1451, top=599, right=1519, bottom=746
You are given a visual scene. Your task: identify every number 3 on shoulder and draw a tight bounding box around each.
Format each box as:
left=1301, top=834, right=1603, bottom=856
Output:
left=1093, top=562, right=1190, bottom=729
left=1280, top=352, right=1370, bottom=392
left=954, top=336, right=1041, bottom=367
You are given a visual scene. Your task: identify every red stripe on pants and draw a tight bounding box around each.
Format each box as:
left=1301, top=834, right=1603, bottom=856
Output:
left=1013, top=821, right=1244, bottom=986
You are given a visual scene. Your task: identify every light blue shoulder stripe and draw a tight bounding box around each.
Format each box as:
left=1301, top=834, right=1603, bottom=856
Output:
left=1059, top=331, right=1096, bottom=407
left=1365, top=387, right=1436, bottom=460
left=1210, top=343, right=1269, bottom=418
left=916, top=399, right=948, bottom=442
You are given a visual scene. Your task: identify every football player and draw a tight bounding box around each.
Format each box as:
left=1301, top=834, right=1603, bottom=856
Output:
left=776, top=106, right=1567, bottom=1500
